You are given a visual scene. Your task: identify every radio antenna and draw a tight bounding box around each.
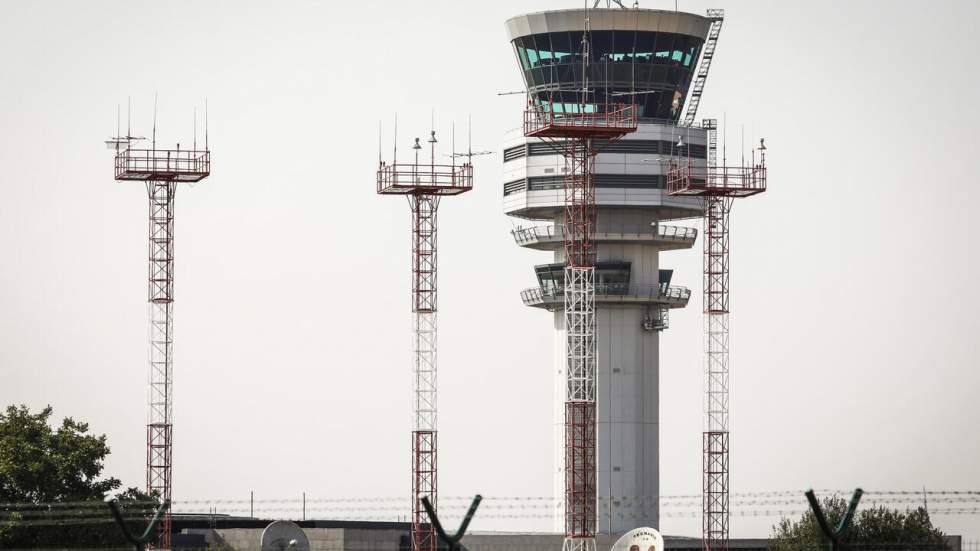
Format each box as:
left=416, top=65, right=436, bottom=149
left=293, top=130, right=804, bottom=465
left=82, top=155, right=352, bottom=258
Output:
left=204, top=98, right=209, bottom=151
left=152, top=93, right=158, bottom=150
left=115, top=104, right=121, bottom=152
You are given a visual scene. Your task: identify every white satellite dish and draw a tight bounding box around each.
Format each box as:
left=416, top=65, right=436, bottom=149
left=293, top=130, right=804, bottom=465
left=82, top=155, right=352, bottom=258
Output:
left=260, top=520, right=310, bottom=551
left=610, top=527, right=664, bottom=551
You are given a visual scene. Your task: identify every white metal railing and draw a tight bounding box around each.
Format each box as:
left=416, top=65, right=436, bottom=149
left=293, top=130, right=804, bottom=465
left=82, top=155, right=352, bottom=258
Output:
left=521, top=284, right=691, bottom=305
left=511, top=224, right=697, bottom=245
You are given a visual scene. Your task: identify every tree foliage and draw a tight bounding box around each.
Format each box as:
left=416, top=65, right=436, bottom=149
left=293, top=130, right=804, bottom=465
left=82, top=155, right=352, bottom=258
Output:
left=0, top=404, right=120, bottom=503
left=0, top=404, right=160, bottom=548
left=771, top=495, right=949, bottom=551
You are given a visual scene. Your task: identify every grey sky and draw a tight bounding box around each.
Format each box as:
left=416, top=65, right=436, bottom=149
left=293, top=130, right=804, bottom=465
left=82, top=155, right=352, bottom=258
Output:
left=1, top=0, right=978, bottom=540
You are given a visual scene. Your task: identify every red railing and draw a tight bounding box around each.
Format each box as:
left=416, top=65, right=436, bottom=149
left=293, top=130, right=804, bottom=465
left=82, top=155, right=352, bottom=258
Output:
left=666, top=161, right=766, bottom=197
left=376, top=163, right=473, bottom=195
left=524, top=102, right=638, bottom=138
left=115, top=149, right=210, bottom=181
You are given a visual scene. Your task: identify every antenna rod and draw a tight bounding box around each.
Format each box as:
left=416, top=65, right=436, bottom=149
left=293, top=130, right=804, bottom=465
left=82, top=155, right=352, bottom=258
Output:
left=152, top=93, right=158, bottom=150
left=393, top=114, right=398, bottom=165
left=379, top=121, right=383, bottom=166
left=204, top=98, right=209, bottom=151
left=127, top=97, right=131, bottom=139
left=467, top=115, right=473, bottom=164
left=116, top=104, right=121, bottom=153
left=194, top=107, right=197, bottom=152
left=723, top=112, right=727, bottom=166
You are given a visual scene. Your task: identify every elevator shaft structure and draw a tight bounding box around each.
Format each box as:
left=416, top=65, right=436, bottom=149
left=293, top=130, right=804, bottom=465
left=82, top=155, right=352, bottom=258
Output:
left=526, top=99, right=636, bottom=551
left=377, top=133, right=472, bottom=551
left=667, top=121, right=766, bottom=551
left=113, top=145, right=210, bottom=549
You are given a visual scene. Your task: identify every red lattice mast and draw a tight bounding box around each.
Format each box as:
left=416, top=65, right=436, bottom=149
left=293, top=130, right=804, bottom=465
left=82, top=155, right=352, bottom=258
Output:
left=111, top=124, right=210, bottom=549
left=525, top=97, right=637, bottom=551
left=377, top=128, right=473, bottom=551
left=667, top=121, right=766, bottom=551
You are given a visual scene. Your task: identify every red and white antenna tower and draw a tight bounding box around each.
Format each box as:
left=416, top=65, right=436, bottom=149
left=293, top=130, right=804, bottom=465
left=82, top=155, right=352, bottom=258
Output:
left=522, top=22, right=638, bottom=548
left=667, top=121, right=767, bottom=551
left=376, top=120, right=473, bottom=551
left=107, top=100, right=210, bottom=549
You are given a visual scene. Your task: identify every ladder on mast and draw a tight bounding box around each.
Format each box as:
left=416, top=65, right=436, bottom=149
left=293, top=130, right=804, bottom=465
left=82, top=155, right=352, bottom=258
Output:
left=682, top=9, right=724, bottom=127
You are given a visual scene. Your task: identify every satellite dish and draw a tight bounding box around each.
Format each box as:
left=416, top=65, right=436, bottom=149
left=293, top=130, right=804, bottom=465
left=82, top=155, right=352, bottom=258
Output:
left=610, top=527, right=664, bottom=551
left=260, top=520, right=310, bottom=551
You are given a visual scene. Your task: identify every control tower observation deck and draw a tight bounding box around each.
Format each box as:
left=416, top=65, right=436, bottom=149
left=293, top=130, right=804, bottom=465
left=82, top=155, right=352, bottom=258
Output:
left=502, top=7, right=712, bottom=534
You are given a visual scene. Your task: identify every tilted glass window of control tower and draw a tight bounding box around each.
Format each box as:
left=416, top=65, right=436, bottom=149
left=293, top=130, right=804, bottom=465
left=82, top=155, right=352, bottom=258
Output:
left=511, top=17, right=704, bottom=121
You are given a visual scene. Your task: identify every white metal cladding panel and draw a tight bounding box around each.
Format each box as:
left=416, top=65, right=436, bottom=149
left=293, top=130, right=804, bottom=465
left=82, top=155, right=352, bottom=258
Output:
left=553, top=310, right=566, bottom=534
left=505, top=9, right=711, bottom=40
left=597, top=307, right=613, bottom=482
left=526, top=155, right=563, bottom=174
left=506, top=189, right=702, bottom=219
left=595, top=306, right=660, bottom=533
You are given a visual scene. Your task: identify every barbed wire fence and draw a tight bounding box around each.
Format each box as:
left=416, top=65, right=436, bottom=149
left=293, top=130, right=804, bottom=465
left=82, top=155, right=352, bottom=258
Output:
left=3, top=490, right=980, bottom=528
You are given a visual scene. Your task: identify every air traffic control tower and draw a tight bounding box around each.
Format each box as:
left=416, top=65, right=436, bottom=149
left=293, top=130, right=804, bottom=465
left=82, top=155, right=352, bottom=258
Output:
left=502, top=7, right=716, bottom=534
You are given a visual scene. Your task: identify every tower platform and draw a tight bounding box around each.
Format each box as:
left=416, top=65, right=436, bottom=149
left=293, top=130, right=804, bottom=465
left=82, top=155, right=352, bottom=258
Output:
left=376, top=163, right=473, bottom=195
left=115, top=148, right=210, bottom=182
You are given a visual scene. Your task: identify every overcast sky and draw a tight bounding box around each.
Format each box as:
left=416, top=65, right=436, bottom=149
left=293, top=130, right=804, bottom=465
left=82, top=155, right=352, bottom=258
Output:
left=1, top=0, right=978, bottom=541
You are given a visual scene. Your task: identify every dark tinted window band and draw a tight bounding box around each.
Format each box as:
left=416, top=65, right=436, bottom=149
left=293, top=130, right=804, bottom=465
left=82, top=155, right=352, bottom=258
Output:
left=503, top=145, right=526, bottom=162
left=505, top=174, right=667, bottom=195
left=504, top=178, right=527, bottom=196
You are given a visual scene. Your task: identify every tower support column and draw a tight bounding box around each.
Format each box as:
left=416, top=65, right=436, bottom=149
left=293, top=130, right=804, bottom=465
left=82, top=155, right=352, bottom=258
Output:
left=562, top=135, right=598, bottom=551
left=411, top=193, right=439, bottom=551
left=147, top=180, right=176, bottom=549
left=703, top=195, right=732, bottom=551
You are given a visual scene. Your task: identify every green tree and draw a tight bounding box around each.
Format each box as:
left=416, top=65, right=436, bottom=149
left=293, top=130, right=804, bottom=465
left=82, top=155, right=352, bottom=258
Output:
left=0, top=404, right=159, bottom=548
left=771, top=495, right=949, bottom=551
left=0, top=404, right=120, bottom=502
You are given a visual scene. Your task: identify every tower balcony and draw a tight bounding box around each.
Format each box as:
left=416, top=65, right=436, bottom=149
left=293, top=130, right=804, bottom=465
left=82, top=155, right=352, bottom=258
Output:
left=512, top=224, right=697, bottom=252
left=115, top=148, right=210, bottom=182
left=521, top=283, right=691, bottom=310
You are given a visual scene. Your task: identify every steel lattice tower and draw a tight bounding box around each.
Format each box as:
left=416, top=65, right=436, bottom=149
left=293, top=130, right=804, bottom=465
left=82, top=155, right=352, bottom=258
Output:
left=110, top=130, right=210, bottom=549
left=377, top=128, right=473, bottom=551
left=525, top=85, right=637, bottom=548
left=667, top=122, right=766, bottom=551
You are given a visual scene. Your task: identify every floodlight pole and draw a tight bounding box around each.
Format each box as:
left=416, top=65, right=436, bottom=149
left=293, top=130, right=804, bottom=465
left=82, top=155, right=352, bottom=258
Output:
left=377, top=129, right=473, bottom=551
